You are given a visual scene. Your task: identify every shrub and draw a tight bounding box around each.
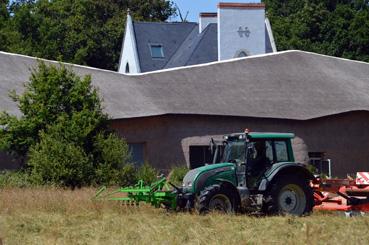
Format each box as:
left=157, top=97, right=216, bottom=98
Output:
left=136, top=163, right=159, bottom=185
left=168, top=166, right=188, bottom=185
left=93, top=132, right=131, bottom=185
left=29, top=132, right=93, bottom=188
left=118, top=164, right=138, bottom=187
left=0, top=170, right=35, bottom=188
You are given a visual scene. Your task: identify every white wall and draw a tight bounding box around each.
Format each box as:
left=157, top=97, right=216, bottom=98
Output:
left=118, top=14, right=141, bottom=74
left=218, top=7, right=266, bottom=60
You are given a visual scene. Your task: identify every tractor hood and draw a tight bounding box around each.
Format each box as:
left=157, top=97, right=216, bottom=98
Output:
left=182, top=163, right=235, bottom=192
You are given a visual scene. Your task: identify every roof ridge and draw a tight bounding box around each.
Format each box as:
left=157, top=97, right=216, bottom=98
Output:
left=0, top=51, right=122, bottom=75
left=133, top=50, right=369, bottom=76
left=133, top=21, right=197, bottom=25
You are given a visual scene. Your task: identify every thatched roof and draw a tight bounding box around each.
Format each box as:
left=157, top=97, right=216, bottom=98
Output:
left=1, top=50, right=369, bottom=120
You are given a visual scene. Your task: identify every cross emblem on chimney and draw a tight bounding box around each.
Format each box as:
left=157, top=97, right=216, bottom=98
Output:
left=237, top=27, right=251, bottom=38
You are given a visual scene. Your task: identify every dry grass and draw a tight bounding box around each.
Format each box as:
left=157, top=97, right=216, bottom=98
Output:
left=1, top=188, right=369, bottom=245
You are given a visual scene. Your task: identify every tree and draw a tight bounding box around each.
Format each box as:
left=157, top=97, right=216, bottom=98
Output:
left=0, top=0, right=176, bottom=70
left=0, top=62, right=130, bottom=187
left=264, top=0, right=369, bottom=62
left=0, top=0, right=10, bottom=50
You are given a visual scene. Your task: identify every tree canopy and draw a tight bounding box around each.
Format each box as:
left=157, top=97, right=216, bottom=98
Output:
left=0, top=0, right=175, bottom=70
left=0, top=62, right=130, bottom=187
left=264, top=0, right=369, bottom=62
left=1, top=1, right=369, bottom=68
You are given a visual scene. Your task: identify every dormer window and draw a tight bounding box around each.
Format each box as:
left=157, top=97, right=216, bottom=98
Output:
left=150, top=44, right=164, bottom=58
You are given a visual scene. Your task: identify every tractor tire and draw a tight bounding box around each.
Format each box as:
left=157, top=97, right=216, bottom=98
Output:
left=263, top=175, right=314, bottom=216
left=196, top=184, right=235, bottom=214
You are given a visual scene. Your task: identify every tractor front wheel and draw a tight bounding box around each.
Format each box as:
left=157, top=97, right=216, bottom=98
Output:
left=197, top=184, right=235, bottom=214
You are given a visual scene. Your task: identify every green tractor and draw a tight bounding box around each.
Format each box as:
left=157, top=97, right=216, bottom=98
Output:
left=178, top=130, right=314, bottom=215
left=95, top=130, right=315, bottom=216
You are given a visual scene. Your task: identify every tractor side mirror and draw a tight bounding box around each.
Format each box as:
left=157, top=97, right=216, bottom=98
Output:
left=210, top=138, right=216, bottom=155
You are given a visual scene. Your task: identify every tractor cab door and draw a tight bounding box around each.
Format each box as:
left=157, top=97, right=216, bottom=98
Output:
left=246, top=138, right=293, bottom=189
left=246, top=140, right=274, bottom=189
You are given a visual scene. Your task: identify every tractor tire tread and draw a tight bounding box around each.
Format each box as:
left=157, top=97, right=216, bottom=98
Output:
left=197, top=184, right=235, bottom=214
left=262, top=174, right=314, bottom=216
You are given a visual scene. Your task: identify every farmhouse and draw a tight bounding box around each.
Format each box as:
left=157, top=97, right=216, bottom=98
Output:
left=118, top=2, right=276, bottom=74
left=0, top=50, right=369, bottom=177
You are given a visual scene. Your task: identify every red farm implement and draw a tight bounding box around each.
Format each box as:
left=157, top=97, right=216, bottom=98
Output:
left=313, top=172, right=369, bottom=215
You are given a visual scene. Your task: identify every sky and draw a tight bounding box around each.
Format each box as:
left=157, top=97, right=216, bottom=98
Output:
left=169, top=0, right=261, bottom=22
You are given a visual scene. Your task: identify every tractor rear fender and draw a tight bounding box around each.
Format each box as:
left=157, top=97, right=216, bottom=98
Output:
left=258, top=162, right=315, bottom=192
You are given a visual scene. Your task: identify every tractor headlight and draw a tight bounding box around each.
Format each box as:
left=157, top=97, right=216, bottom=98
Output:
left=182, top=181, right=192, bottom=187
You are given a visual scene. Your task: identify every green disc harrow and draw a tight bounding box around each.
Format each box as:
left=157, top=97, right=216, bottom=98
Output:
left=93, top=177, right=178, bottom=210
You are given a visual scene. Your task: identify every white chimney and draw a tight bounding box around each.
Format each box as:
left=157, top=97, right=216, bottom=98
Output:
left=199, top=12, right=217, bottom=33
left=217, top=2, right=266, bottom=61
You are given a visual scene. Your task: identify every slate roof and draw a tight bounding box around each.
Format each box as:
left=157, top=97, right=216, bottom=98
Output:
left=133, top=21, right=273, bottom=72
left=1, top=50, right=369, bottom=121
left=133, top=22, right=198, bottom=72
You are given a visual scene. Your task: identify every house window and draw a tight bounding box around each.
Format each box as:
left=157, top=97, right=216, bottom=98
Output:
left=128, top=143, right=145, bottom=166
left=189, top=145, right=212, bottom=169
left=125, top=63, right=130, bottom=73
left=150, top=44, right=164, bottom=58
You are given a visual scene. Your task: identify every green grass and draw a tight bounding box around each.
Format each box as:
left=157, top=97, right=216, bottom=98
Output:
left=1, top=188, right=369, bottom=244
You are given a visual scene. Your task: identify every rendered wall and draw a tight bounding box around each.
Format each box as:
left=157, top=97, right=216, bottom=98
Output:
left=111, top=112, right=369, bottom=177
left=218, top=6, right=266, bottom=60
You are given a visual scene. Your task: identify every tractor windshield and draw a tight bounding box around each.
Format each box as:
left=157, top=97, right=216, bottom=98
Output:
left=222, top=140, right=245, bottom=163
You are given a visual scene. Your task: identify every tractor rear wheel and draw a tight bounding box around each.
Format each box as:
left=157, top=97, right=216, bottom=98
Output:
left=263, top=175, right=314, bottom=216
left=197, top=184, right=235, bottom=214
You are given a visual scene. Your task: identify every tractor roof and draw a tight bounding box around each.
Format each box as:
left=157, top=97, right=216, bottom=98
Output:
left=226, top=132, right=295, bottom=140
left=249, top=132, right=295, bottom=139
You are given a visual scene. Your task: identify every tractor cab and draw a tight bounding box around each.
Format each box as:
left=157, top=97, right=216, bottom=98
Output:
left=210, top=130, right=295, bottom=189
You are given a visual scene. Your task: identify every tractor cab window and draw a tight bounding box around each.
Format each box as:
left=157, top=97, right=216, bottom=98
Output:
left=247, top=140, right=273, bottom=169
left=222, top=140, right=245, bottom=163
left=275, top=140, right=289, bottom=162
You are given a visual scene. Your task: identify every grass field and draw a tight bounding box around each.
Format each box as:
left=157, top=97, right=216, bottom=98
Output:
left=1, top=188, right=369, bottom=245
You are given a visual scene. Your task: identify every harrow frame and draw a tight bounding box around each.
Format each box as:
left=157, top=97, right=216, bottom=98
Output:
left=93, top=177, right=178, bottom=209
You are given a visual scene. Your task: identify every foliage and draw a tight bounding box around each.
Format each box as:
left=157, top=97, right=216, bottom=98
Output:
left=93, top=133, right=131, bottom=186
left=264, top=0, right=369, bottom=62
left=0, top=61, right=105, bottom=159
left=118, top=163, right=138, bottom=187
left=0, top=0, right=176, bottom=70
left=0, top=170, right=35, bottom=188
left=136, top=162, right=159, bottom=185
left=29, top=131, right=93, bottom=187
left=0, top=62, right=130, bottom=187
left=168, top=166, right=188, bottom=185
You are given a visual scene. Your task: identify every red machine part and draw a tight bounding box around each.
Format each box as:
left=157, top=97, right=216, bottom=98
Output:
left=313, top=173, right=369, bottom=213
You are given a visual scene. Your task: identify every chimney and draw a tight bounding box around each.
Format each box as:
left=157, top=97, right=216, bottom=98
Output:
left=217, top=2, right=266, bottom=61
left=199, top=12, right=217, bottom=33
